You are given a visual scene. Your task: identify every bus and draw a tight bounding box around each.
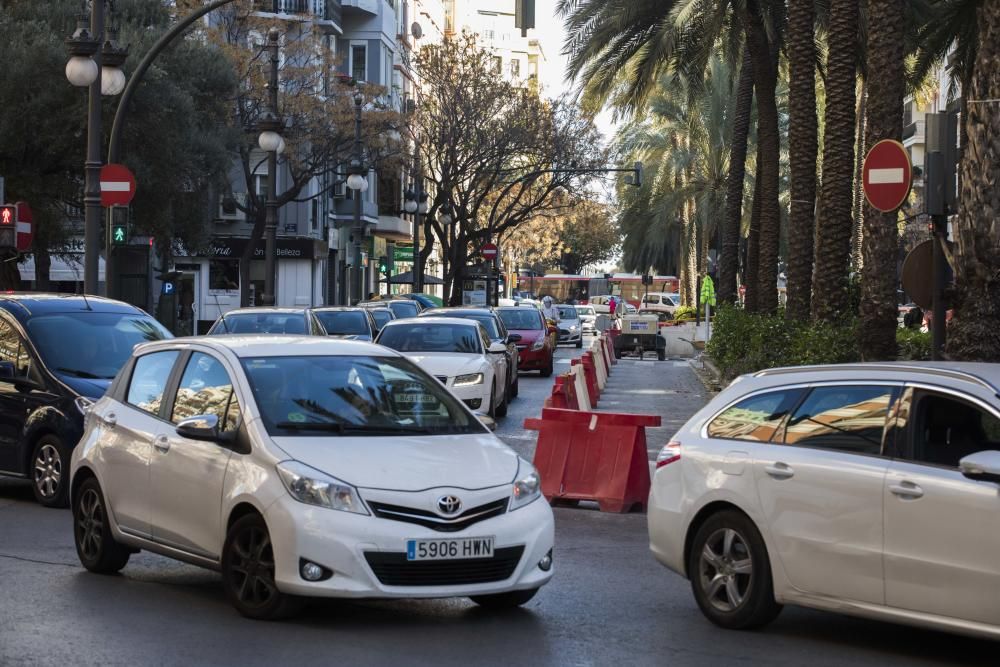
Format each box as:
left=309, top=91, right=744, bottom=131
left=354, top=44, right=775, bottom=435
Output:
left=608, top=274, right=679, bottom=307
left=514, top=273, right=679, bottom=307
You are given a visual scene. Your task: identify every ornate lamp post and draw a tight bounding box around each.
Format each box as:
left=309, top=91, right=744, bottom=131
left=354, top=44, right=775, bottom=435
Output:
left=65, top=2, right=128, bottom=295
left=403, top=186, right=428, bottom=292
left=257, top=28, right=284, bottom=307
left=346, top=91, right=369, bottom=304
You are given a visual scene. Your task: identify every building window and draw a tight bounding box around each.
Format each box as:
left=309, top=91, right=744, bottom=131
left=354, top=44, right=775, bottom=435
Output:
left=903, top=101, right=914, bottom=128
left=209, top=259, right=240, bottom=294
left=510, top=59, right=520, bottom=77
left=444, top=0, right=455, bottom=32
left=352, top=44, right=367, bottom=82
left=493, top=56, right=502, bottom=73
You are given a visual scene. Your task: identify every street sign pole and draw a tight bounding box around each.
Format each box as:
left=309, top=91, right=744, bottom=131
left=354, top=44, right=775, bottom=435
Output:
left=925, top=112, right=958, bottom=360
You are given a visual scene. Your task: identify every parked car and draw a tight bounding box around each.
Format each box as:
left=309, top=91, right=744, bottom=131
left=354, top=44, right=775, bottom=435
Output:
left=0, top=293, right=172, bottom=507
left=207, top=308, right=327, bottom=336
left=70, top=335, right=553, bottom=619
left=496, top=307, right=555, bottom=377
left=420, top=307, right=520, bottom=399
left=312, top=307, right=377, bottom=341
left=648, top=362, right=1000, bottom=639
left=360, top=299, right=421, bottom=320
left=555, top=305, right=583, bottom=348
left=638, top=292, right=680, bottom=317
left=574, top=305, right=597, bottom=334
left=367, top=307, right=396, bottom=332
left=376, top=317, right=510, bottom=418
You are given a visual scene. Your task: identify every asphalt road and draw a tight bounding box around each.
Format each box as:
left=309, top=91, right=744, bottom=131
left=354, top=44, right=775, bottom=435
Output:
left=0, top=338, right=994, bottom=666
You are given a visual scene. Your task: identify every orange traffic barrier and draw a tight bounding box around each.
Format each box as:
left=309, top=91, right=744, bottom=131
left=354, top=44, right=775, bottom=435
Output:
left=603, top=333, right=617, bottom=366
left=525, top=407, right=661, bottom=513
left=572, top=355, right=599, bottom=406
left=543, top=374, right=569, bottom=410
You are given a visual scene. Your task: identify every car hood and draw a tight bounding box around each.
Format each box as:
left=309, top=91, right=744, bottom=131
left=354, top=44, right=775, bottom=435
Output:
left=329, top=334, right=373, bottom=341
left=56, top=374, right=112, bottom=399
left=509, top=329, right=544, bottom=343
left=399, top=352, right=486, bottom=376
left=272, top=433, right=519, bottom=490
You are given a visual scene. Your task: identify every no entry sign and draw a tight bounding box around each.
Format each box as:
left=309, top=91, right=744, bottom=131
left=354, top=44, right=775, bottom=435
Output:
left=482, top=243, right=498, bottom=260
left=100, top=163, right=137, bottom=207
left=862, top=140, right=912, bottom=212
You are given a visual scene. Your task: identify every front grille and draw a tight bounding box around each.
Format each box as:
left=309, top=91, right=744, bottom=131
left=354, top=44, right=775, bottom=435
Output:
left=368, top=497, right=509, bottom=533
left=364, top=546, right=524, bottom=586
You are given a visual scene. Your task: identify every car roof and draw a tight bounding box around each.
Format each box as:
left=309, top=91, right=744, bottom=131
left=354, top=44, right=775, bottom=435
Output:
left=0, top=293, right=150, bottom=322
left=381, top=316, right=481, bottom=328
left=221, top=307, right=310, bottom=316
left=135, top=335, right=395, bottom=359
left=745, top=362, right=1000, bottom=396
left=422, top=308, right=495, bottom=317
left=312, top=306, right=367, bottom=312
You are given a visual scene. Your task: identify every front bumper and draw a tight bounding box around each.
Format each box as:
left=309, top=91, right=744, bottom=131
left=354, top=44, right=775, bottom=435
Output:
left=265, top=489, right=555, bottom=598
left=516, top=345, right=550, bottom=370
left=558, top=328, right=582, bottom=344
left=436, top=377, right=490, bottom=411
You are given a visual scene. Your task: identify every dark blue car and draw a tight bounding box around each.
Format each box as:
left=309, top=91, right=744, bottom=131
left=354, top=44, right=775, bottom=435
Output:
left=0, top=294, right=171, bottom=507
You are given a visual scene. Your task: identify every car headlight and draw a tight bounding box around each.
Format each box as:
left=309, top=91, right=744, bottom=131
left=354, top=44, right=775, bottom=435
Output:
left=454, top=372, right=484, bottom=387
left=569, top=325, right=578, bottom=331
left=530, top=339, right=544, bottom=351
left=510, top=458, right=541, bottom=511
left=275, top=460, right=368, bottom=514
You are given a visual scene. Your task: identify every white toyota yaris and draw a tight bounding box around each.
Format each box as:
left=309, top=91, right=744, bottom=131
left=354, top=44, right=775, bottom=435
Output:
left=70, top=336, right=553, bottom=619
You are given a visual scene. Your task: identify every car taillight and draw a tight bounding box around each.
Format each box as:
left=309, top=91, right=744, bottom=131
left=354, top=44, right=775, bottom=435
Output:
left=656, top=440, right=681, bottom=468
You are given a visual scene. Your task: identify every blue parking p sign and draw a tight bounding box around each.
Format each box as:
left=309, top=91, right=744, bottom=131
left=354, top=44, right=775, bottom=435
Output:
left=162, top=281, right=176, bottom=295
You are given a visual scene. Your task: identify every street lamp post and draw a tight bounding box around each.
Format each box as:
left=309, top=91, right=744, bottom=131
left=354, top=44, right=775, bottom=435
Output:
left=346, top=91, right=368, bottom=305
left=65, top=2, right=128, bottom=296
left=403, top=183, right=428, bottom=294
left=257, top=28, right=284, bottom=307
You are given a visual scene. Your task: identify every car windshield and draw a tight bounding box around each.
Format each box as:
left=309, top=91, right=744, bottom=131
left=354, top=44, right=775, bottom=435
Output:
left=377, top=323, right=482, bottom=354
left=669, top=294, right=681, bottom=306
left=370, top=310, right=393, bottom=328
left=576, top=307, right=595, bottom=316
left=214, top=312, right=307, bottom=335
left=448, top=313, right=499, bottom=338
left=241, top=355, right=485, bottom=436
left=315, top=310, right=370, bottom=336
left=557, top=306, right=578, bottom=320
left=27, top=312, right=172, bottom=380
left=388, top=301, right=419, bottom=319
left=498, top=309, right=542, bottom=330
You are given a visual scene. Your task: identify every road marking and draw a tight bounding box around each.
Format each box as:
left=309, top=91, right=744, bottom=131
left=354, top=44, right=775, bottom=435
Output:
left=868, top=168, right=905, bottom=184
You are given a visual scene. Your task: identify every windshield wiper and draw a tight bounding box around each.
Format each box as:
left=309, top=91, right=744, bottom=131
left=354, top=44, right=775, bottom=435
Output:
left=340, top=425, right=432, bottom=435
left=57, top=367, right=111, bottom=379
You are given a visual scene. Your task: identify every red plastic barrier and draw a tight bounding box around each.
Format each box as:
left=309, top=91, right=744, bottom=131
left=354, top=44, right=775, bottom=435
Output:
left=572, top=355, right=599, bottom=406
left=545, top=373, right=574, bottom=410
left=599, top=334, right=613, bottom=371
left=604, top=333, right=617, bottom=366
left=525, top=407, right=661, bottom=513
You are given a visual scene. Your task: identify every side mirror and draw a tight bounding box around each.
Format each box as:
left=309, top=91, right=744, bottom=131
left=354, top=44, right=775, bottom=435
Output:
left=488, top=342, right=507, bottom=354
left=475, top=412, right=497, bottom=431
left=0, top=361, right=14, bottom=381
left=507, top=333, right=522, bottom=344
left=959, top=451, right=1000, bottom=484
left=176, top=414, right=230, bottom=443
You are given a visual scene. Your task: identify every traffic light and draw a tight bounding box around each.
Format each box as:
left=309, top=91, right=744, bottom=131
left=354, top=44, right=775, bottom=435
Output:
left=0, top=205, right=16, bottom=250
left=378, top=255, right=389, bottom=276
left=111, top=222, right=128, bottom=246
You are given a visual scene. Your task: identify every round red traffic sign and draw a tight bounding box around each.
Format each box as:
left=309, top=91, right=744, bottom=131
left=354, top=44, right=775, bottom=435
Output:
left=100, top=163, right=137, bottom=207
left=15, top=201, right=33, bottom=252
left=862, top=139, right=912, bottom=212
left=482, top=243, right=498, bottom=260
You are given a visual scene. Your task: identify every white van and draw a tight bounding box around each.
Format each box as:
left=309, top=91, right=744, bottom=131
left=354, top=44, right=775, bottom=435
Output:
left=638, top=292, right=680, bottom=316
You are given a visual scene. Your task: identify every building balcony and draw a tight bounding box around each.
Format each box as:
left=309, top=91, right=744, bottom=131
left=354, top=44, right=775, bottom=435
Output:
left=902, top=119, right=925, bottom=148
left=373, top=215, right=412, bottom=242
left=341, top=0, right=379, bottom=16
left=252, top=0, right=342, bottom=31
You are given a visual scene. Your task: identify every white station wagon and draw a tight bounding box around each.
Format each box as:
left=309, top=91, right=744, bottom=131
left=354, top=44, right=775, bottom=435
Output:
left=648, top=362, right=1000, bottom=639
left=70, top=336, right=553, bottom=619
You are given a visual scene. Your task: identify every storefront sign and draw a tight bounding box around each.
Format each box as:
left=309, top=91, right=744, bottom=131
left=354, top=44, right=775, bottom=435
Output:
left=201, top=236, right=326, bottom=260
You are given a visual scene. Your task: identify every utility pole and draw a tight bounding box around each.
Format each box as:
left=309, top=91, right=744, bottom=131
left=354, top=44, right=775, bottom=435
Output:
left=924, top=111, right=958, bottom=360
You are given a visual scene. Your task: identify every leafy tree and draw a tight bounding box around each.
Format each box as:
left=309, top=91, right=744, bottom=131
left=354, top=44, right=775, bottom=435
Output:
left=555, top=199, right=620, bottom=275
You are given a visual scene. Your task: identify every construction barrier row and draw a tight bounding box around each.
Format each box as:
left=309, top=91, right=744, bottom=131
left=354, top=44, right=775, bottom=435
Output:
left=531, top=333, right=661, bottom=513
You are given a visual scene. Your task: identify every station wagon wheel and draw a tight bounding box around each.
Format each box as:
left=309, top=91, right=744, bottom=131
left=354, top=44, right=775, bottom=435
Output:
left=31, top=435, right=70, bottom=508
left=688, top=510, right=781, bottom=630
left=73, top=477, right=130, bottom=573
left=222, top=514, right=300, bottom=620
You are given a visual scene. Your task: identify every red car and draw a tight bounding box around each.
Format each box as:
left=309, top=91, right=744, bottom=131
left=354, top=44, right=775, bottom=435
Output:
left=497, top=306, right=555, bottom=377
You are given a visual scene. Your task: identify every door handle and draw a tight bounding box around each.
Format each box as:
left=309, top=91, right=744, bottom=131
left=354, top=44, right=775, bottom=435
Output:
left=99, top=412, right=117, bottom=428
left=764, top=463, right=795, bottom=479
left=153, top=435, right=171, bottom=454
left=889, top=482, right=924, bottom=499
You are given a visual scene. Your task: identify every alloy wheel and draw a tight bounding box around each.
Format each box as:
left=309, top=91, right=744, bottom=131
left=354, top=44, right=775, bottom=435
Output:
left=76, top=488, right=104, bottom=562
left=698, top=527, right=753, bottom=612
left=229, top=526, right=278, bottom=609
left=34, top=444, right=62, bottom=499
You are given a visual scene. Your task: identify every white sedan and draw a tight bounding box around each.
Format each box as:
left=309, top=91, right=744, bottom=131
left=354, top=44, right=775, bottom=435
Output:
left=70, top=336, right=553, bottom=619
left=376, top=317, right=510, bottom=419
left=648, top=362, right=1000, bottom=639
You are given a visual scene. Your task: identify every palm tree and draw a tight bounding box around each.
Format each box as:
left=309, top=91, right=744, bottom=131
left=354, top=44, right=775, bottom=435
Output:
left=811, top=0, right=859, bottom=322
left=858, top=0, right=905, bottom=360
left=947, top=0, right=1000, bottom=361
left=719, top=48, right=754, bottom=305
left=784, top=0, right=819, bottom=321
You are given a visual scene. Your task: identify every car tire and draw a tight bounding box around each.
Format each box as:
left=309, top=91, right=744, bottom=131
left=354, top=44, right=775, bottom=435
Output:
left=657, top=348, right=666, bottom=361
left=510, top=375, right=519, bottom=399
left=222, top=514, right=301, bottom=620
left=687, top=510, right=782, bottom=630
left=73, top=477, right=131, bottom=574
left=496, top=381, right=509, bottom=417
left=487, top=382, right=497, bottom=420
left=540, top=358, right=553, bottom=377
left=31, top=434, right=71, bottom=508
left=470, top=587, right=539, bottom=609
left=614, top=348, right=623, bottom=360
left=575, top=339, right=583, bottom=349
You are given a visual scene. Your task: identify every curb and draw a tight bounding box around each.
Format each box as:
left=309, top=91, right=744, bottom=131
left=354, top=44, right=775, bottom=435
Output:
left=688, top=354, right=724, bottom=394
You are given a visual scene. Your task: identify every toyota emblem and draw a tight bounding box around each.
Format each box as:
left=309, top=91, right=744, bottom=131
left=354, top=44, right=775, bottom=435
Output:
left=437, top=495, right=462, bottom=515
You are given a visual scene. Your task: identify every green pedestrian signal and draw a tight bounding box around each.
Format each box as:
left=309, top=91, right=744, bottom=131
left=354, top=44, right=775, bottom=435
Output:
left=378, top=255, right=389, bottom=276
left=111, top=223, right=128, bottom=246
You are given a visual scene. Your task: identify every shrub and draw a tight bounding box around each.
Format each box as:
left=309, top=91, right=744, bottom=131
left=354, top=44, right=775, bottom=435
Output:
left=897, top=328, right=931, bottom=360
left=673, top=305, right=697, bottom=322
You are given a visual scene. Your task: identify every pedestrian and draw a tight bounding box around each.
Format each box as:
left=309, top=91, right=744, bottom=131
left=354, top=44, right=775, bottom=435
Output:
left=607, top=295, right=617, bottom=315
